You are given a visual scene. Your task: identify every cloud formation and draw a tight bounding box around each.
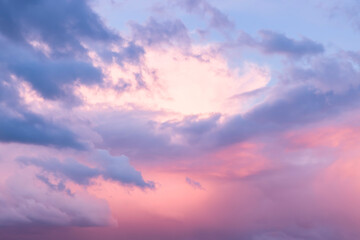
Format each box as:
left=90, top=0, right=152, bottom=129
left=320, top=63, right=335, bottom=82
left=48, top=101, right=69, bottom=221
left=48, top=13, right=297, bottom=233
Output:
left=0, top=0, right=117, bottom=55
left=238, top=30, right=324, bottom=58
left=0, top=109, right=85, bottom=149
left=0, top=171, right=113, bottom=227
left=18, top=149, right=154, bottom=189
left=175, top=0, right=234, bottom=31
left=185, top=177, right=204, bottom=190
left=1, top=0, right=360, bottom=239
left=130, top=18, right=191, bottom=48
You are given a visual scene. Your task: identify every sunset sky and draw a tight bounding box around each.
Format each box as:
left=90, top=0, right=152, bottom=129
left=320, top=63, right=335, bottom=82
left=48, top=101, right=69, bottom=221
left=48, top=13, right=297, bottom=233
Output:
left=1, top=0, right=360, bottom=239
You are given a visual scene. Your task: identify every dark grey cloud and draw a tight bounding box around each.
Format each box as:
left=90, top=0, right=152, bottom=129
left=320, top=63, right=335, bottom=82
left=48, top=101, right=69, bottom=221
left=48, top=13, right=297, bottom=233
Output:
left=238, top=30, right=324, bottom=58
left=18, top=149, right=154, bottom=189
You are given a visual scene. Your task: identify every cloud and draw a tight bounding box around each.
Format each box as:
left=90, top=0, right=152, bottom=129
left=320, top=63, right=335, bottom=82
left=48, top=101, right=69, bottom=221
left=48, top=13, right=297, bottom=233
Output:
left=0, top=0, right=117, bottom=56
left=238, top=30, right=324, bottom=58
left=204, top=50, right=360, bottom=148
left=0, top=28, right=103, bottom=103
left=95, top=112, right=184, bottom=160
left=1, top=0, right=360, bottom=238
left=251, top=229, right=337, bottom=240
left=214, top=85, right=360, bottom=147
left=175, top=0, right=234, bottom=31
left=186, top=177, right=204, bottom=190
left=163, top=114, right=221, bottom=146
left=36, top=174, right=73, bottom=196
left=91, top=79, right=360, bottom=159
left=85, top=47, right=360, bottom=158
left=115, top=41, right=145, bottom=65
left=0, top=109, right=86, bottom=149
left=94, top=149, right=155, bottom=188
left=0, top=0, right=116, bottom=148
left=9, top=57, right=103, bottom=101
left=0, top=0, right=139, bottom=104
left=169, top=114, right=221, bottom=136
left=130, top=18, right=191, bottom=48
left=0, top=171, right=114, bottom=227
left=324, top=0, right=360, bottom=32
left=286, top=52, right=360, bottom=93
left=0, top=0, right=141, bottom=149
left=18, top=157, right=99, bottom=186
left=18, top=149, right=154, bottom=189
left=76, top=40, right=271, bottom=119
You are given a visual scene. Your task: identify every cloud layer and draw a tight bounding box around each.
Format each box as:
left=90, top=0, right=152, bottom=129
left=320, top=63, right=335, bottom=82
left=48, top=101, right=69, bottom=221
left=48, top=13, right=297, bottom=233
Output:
left=1, top=0, right=360, bottom=239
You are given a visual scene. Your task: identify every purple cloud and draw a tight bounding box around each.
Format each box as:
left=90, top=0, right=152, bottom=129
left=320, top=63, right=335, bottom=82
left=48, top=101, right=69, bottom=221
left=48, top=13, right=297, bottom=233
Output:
left=186, top=177, right=204, bottom=190
left=0, top=0, right=118, bottom=56
left=238, top=30, right=324, bottom=58
left=175, top=0, right=234, bottom=31
left=0, top=109, right=86, bottom=149
left=286, top=52, right=360, bottom=93
left=130, top=17, right=191, bottom=48
left=0, top=172, right=113, bottom=227
left=18, top=149, right=155, bottom=189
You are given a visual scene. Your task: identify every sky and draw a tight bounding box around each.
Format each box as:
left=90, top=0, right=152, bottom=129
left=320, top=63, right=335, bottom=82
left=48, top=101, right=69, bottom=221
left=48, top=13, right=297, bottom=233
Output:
left=0, top=0, right=360, bottom=239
